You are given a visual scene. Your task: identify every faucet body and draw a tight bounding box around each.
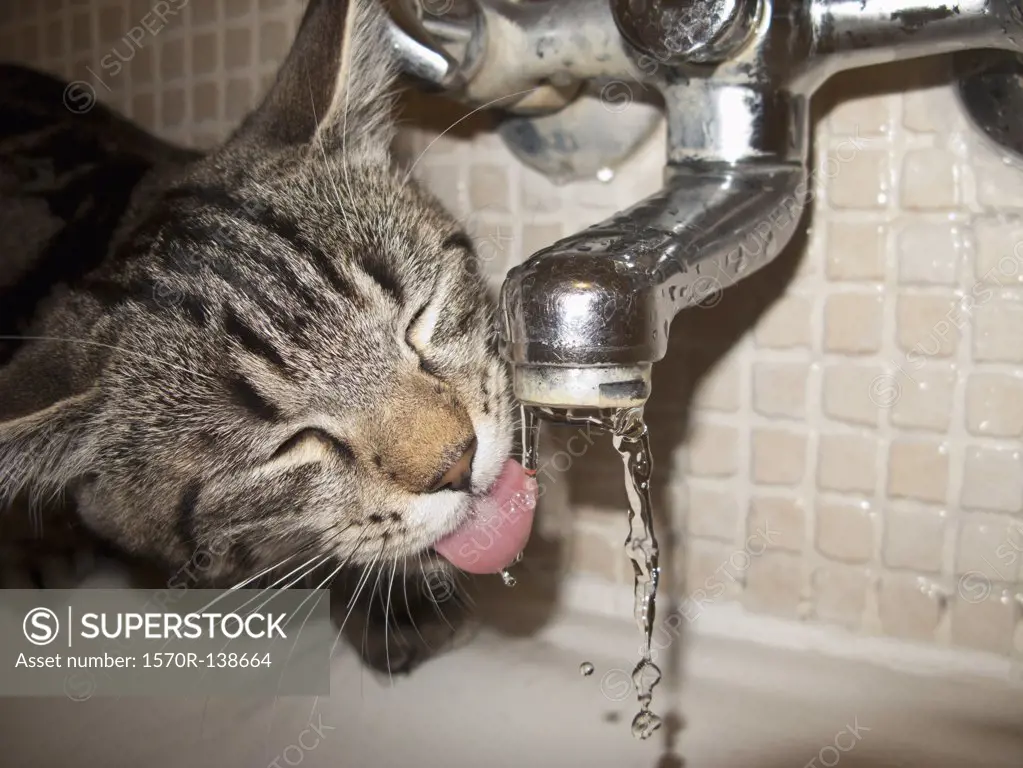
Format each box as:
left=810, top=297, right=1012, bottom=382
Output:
left=388, top=0, right=1023, bottom=408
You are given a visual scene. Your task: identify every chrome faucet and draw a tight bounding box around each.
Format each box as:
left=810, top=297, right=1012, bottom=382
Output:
left=387, top=0, right=1023, bottom=409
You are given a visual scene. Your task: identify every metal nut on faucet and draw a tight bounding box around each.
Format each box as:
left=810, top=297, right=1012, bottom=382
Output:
left=610, top=0, right=760, bottom=64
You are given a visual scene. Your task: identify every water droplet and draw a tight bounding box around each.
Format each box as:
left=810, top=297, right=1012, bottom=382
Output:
left=631, top=710, right=662, bottom=740
left=579, top=661, right=595, bottom=676
left=500, top=570, right=517, bottom=587
left=513, top=551, right=524, bottom=564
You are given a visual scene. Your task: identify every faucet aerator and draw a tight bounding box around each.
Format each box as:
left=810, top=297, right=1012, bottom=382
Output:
left=511, top=364, right=653, bottom=410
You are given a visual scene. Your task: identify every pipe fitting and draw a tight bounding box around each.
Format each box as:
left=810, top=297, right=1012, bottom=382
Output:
left=611, top=0, right=761, bottom=64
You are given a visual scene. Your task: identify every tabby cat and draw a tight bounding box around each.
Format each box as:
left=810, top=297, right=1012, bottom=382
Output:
left=0, top=0, right=536, bottom=674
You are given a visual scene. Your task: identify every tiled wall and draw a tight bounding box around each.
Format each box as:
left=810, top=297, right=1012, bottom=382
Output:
left=2, top=1, right=1022, bottom=662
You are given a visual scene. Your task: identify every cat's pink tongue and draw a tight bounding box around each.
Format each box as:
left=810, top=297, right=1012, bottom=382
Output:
left=433, top=459, right=537, bottom=574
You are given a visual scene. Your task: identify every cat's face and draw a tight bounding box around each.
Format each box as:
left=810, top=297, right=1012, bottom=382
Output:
left=0, top=0, right=536, bottom=586
left=77, top=154, right=523, bottom=583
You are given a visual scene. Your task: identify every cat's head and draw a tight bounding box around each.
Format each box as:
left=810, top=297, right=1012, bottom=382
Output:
left=0, top=0, right=536, bottom=586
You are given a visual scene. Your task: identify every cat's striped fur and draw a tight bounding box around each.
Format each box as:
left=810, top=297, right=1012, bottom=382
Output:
left=0, top=0, right=514, bottom=672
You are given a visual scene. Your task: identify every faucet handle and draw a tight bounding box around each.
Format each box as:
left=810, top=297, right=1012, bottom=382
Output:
left=382, top=0, right=485, bottom=90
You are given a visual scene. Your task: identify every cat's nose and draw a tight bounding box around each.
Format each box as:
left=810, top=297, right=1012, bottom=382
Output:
left=428, top=435, right=477, bottom=493
left=375, top=372, right=478, bottom=495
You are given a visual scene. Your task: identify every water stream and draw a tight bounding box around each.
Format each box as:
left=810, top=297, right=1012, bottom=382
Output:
left=610, top=408, right=663, bottom=740
left=522, top=405, right=663, bottom=740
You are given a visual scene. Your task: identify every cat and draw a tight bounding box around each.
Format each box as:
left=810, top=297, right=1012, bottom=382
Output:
left=0, top=0, right=537, bottom=675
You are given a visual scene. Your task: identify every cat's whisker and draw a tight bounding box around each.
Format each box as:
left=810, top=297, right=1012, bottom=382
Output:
left=227, top=551, right=304, bottom=591
left=431, top=597, right=457, bottom=635
left=444, top=561, right=477, bottom=618
left=450, top=567, right=476, bottom=608
left=383, top=558, right=398, bottom=684
left=263, top=561, right=340, bottom=745
left=264, top=552, right=348, bottom=736
left=400, top=558, right=431, bottom=651
left=417, top=550, right=456, bottom=633
left=147, top=550, right=331, bottom=660
left=360, top=574, right=375, bottom=693
left=206, top=556, right=333, bottom=667
left=401, top=88, right=541, bottom=187
left=256, top=555, right=335, bottom=607
left=195, top=552, right=330, bottom=617
left=323, top=549, right=378, bottom=679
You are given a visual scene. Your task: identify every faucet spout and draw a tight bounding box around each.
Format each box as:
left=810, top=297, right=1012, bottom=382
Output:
left=499, top=65, right=812, bottom=409
left=500, top=160, right=807, bottom=409
left=377, top=0, right=1023, bottom=410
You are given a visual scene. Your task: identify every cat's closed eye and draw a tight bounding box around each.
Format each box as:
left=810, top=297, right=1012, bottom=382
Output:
left=402, top=304, right=440, bottom=376
left=271, top=427, right=355, bottom=463
left=405, top=304, right=430, bottom=346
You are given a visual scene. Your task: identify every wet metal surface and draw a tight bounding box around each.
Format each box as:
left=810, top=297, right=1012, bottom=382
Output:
left=386, top=0, right=1023, bottom=408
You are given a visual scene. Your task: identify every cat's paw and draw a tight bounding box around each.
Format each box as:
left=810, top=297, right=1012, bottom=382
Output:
left=340, top=560, right=478, bottom=676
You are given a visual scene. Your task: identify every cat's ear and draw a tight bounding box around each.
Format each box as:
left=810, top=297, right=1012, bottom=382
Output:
left=0, top=390, right=100, bottom=506
left=225, top=0, right=397, bottom=157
